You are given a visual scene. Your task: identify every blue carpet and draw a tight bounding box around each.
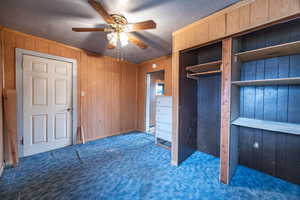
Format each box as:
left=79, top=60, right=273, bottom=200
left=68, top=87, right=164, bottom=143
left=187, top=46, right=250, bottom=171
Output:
left=0, top=132, right=299, bottom=200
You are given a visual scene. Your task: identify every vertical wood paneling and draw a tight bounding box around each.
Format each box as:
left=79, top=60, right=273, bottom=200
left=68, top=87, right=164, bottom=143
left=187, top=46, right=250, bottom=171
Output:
left=96, top=57, right=106, bottom=137
left=250, top=0, right=269, bottom=26
left=192, top=20, right=210, bottom=49
left=34, top=39, right=49, bottom=53
left=239, top=4, right=251, bottom=31
left=237, top=21, right=300, bottom=184
left=227, top=9, right=240, bottom=35
left=0, top=29, right=4, bottom=172
left=87, top=55, right=95, bottom=139
left=112, top=59, right=121, bottom=133
left=80, top=52, right=88, bottom=141
left=173, top=0, right=300, bottom=52
left=197, top=74, right=221, bottom=156
left=121, top=61, right=128, bottom=132
left=177, top=51, right=198, bottom=164
left=269, top=0, right=300, bottom=20
left=1, top=28, right=138, bottom=163
left=24, top=36, right=35, bottom=51
left=3, top=45, right=15, bottom=89
left=48, top=42, right=61, bottom=56
left=104, top=57, right=112, bottom=136
left=209, top=14, right=226, bottom=40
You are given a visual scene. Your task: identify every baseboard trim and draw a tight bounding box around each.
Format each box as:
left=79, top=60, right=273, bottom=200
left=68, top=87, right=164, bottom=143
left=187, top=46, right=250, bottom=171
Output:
left=84, top=129, right=138, bottom=143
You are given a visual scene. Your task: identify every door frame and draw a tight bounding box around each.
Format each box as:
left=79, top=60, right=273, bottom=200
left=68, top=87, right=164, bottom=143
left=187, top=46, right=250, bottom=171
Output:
left=144, top=70, right=165, bottom=133
left=16, top=48, right=77, bottom=157
left=145, top=73, right=151, bottom=132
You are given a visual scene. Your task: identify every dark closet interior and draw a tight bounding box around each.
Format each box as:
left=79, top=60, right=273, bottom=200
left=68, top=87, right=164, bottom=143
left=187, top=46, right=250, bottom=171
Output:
left=178, top=18, right=300, bottom=186
left=178, top=42, right=222, bottom=162
left=231, top=18, right=300, bottom=185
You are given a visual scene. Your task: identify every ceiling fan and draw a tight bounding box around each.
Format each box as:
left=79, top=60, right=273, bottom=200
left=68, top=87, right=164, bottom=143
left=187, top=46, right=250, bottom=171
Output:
left=72, top=0, right=157, bottom=50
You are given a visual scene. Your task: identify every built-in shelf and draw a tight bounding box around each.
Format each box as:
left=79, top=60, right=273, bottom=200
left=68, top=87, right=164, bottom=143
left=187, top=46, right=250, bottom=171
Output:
left=187, top=70, right=222, bottom=80
left=186, top=60, right=222, bottom=73
left=231, top=77, right=300, bottom=86
left=235, top=40, right=300, bottom=61
left=231, top=117, right=300, bottom=135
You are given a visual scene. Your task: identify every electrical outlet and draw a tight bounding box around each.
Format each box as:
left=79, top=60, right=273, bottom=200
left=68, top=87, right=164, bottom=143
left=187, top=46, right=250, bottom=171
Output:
left=253, top=142, right=259, bottom=149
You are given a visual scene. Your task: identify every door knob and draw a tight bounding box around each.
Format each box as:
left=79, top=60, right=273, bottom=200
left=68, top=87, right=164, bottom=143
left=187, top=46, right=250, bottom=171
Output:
left=67, top=108, right=72, bottom=112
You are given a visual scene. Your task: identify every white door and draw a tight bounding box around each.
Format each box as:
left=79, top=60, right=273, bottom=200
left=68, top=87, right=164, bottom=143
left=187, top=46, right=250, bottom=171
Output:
left=23, top=55, right=73, bottom=156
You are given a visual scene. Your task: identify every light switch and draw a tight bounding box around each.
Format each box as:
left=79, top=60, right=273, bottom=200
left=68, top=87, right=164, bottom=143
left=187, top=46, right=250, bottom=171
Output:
left=81, top=91, right=85, bottom=97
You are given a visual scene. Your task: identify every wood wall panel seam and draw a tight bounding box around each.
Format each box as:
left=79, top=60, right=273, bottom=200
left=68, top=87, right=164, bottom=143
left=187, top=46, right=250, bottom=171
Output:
left=0, top=29, right=4, bottom=170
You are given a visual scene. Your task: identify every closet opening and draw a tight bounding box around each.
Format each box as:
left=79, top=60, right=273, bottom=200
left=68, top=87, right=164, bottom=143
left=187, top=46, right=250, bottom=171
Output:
left=177, top=42, right=222, bottom=162
left=230, top=18, right=300, bottom=185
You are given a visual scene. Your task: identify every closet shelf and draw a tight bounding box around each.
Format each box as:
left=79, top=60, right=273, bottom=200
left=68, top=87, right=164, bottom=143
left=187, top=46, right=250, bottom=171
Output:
left=231, top=77, right=300, bottom=86
left=231, top=117, right=300, bottom=135
left=235, top=40, right=300, bottom=61
left=186, top=60, right=222, bottom=73
left=187, top=70, right=222, bottom=79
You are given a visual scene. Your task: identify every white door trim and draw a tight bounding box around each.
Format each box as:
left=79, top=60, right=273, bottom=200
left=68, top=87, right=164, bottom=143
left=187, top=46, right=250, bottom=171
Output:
left=16, top=48, right=77, bottom=157
left=145, top=73, right=152, bottom=133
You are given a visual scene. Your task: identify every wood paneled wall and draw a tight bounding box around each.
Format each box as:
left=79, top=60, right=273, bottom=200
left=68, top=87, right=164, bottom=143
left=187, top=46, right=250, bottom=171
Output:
left=0, top=28, right=4, bottom=174
left=137, top=56, right=172, bottom=131
left=173, top=0, right=300, bottom=52
left=81, top=54, right=138, bottom=141
left=0, top=27, right=138, bottom=163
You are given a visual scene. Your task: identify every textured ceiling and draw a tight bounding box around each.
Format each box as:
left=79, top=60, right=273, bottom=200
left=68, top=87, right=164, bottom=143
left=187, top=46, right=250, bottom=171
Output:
left=0, top=0, right=239, bottom=63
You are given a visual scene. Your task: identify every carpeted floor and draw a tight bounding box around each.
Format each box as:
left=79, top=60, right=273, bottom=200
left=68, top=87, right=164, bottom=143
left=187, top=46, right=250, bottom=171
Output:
left=0, top=132, right=299, bottom=200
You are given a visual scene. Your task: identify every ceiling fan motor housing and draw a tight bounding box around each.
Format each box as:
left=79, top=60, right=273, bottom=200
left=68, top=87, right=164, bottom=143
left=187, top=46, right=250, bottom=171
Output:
left=110, top=14, right=128, bottom=33
left=111, top=14, right=128, bottom=25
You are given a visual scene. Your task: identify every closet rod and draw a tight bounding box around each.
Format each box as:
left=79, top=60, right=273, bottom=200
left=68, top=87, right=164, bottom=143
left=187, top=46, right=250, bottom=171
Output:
left=187, top=70, right=221, bottom=79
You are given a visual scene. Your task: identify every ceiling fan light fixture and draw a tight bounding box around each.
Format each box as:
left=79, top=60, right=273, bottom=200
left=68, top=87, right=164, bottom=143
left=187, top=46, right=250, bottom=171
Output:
left=119, top=32, right=129, bottom=46
left=107, top=32, right=128, bottom=47
left=72, top=0, right=155, bottom=61
left=107, top=32, right=118, bottom=46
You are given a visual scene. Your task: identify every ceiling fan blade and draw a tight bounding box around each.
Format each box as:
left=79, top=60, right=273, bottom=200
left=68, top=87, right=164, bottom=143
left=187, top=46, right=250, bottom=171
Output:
left=127, top=33, right=147, bottom=49
left=126, top=20, right=156, bottom=32
left=88, top=0, right=114, bottom=24
left=107, top=43, right=115, bottom=49
left=72, top=28, right=110, bottom=32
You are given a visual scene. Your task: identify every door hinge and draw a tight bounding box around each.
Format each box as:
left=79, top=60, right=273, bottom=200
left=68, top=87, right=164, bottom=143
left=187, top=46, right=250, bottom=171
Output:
left=20, top=137, right=24, bottom=145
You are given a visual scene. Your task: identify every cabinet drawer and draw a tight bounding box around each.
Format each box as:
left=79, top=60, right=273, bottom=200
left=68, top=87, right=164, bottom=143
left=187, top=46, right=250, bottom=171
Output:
left=156, top=122, right=172, bottom=132
left=156, top=129, right=172, bottom=142
left=157, top=97, right=172, bottom=107
left=156, top=114, right=172, bottom=124
left=156, top=107, right=172, bottom=115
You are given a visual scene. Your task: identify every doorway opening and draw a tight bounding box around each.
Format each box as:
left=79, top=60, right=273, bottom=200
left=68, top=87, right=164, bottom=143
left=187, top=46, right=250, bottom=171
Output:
left=145, top=70, right=165, bottom=134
